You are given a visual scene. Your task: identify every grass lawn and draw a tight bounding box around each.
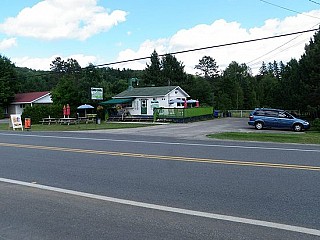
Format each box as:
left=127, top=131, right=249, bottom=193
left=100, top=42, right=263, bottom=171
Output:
left=0, top=122, right=156, bottom=131
left=207, top=131, right=320, bottom=144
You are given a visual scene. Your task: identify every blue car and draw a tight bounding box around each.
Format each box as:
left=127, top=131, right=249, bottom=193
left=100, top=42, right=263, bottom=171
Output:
left=248, top=108, right=310, bottom=132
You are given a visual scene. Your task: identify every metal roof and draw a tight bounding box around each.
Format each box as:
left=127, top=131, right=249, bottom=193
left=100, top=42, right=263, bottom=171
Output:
left=114, top=86, right=189, bottom=98
left=100, top=98, right=134, bottom=105
left=12, top=91, right=51, bottom=103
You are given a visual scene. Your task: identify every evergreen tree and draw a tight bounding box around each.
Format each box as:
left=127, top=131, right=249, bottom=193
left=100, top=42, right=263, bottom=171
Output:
left=143, top=50, right=161, bottom=86
left=299, top=28, right=320, bottom=112
left=195, top=56, right=219, bottom=80
left=220, top=61, right=256, bottom=109
left=259, top=62, right=268, bottom=75
left=160, top=54, right=187, bottom=86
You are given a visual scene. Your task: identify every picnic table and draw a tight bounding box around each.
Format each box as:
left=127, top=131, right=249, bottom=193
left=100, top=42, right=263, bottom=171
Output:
left=85, top=114, right=97, bottom=123
left=58, top=117, right=77, bottom=125
left=39, top=117, right=57, bottom=125
left=77, top=116, right=88, bottom=123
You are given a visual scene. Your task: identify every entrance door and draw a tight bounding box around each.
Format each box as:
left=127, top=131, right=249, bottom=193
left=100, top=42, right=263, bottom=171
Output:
left=140, top=99, right=147, bottom=114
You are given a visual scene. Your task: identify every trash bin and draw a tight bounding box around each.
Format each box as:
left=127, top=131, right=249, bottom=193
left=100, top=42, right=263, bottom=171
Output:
left=97, top=118, right=101, bottom=124
left=25, top=118, right=31, bottom=130
left=214, top=110, right=219, bottom=118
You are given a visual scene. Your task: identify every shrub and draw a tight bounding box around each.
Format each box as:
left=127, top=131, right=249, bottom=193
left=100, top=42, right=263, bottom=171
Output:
left=312, top=118, right=320, bottom=131
left=22, top=104, right=64, bottom=123
left=0, top=108, right=4, bottom=119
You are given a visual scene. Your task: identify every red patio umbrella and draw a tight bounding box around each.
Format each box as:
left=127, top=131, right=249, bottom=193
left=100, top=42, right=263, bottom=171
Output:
left=63, top=105, right=66, bottom=117
left=184, top=99, right=187, bottom=108
left=66, top=104, right=70, bottom=117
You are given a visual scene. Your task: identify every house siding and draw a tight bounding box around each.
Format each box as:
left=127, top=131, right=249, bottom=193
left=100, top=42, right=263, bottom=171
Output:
left=124, top=88, right=188, bottom=116
left=8, top=92, right=53, bottom=115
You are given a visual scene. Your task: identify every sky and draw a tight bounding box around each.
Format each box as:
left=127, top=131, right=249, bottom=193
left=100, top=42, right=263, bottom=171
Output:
left=0, top=0, right=319, bottom=75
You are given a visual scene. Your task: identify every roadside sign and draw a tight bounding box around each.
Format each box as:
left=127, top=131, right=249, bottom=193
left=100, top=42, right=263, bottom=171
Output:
left=10, top=114, right=23, bottom=131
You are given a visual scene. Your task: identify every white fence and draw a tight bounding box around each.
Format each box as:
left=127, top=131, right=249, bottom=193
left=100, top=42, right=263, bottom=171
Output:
left=215, top=110, right=251, bottom=118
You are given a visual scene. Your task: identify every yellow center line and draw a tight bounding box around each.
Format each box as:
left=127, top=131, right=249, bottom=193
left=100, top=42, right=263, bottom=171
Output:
left=1, top=142, right=320, bottom=171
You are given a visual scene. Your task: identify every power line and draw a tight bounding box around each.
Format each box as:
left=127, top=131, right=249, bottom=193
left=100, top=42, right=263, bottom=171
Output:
left=16, top=28, right=318, bottom=78
left=309, top=0, right=320, bottom=6
left=247, top=34, right=302, bottom=65
left=248, top=0, right=320, bottom=67
left=249, top=37, right=311, bottom=68
left=260, top=0, right=320, bottom=20
left=95, top=28, right=318, bottom=68
left=247, top=23, right=320, bottom=66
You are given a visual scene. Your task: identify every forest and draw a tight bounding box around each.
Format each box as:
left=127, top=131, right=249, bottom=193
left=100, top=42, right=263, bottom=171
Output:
left=0, top=28, right=319, bottom=118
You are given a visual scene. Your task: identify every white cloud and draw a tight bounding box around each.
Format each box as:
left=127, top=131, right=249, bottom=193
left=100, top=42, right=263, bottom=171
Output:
left=0, top=0, right=127, bottom=40
left=115, top=10, right=320, bottom=74
left=13, top=54, right=98, bottom=70
left=0, top=38, right=17, bottom=50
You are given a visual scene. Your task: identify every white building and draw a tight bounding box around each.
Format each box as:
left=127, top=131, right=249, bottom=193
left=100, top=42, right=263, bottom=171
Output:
left=7, top=91, right=53, bottom=115
left=101, top=86, right=190, bottom=116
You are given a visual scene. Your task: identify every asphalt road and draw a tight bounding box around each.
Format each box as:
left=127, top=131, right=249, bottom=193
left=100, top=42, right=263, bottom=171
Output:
left=1, top=120, right=320, bottom=239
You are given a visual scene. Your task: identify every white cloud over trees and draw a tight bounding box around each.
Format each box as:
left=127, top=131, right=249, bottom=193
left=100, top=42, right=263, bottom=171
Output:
left=115, top=10, right=320, bottom=74
left=1, top=1, right=319, bottom=74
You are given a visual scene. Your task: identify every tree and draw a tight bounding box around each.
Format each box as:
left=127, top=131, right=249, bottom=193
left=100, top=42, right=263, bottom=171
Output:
left=143, top=50, right=161, bottom=86
left=220, top=61, right=256, bottom=109
left=0, top=55, right=17, bottom=108
left=299, top=28, right=320, bottom=112
left=50, top=57, right=83, bottom=107
left=276, top=59, right=305, bottom=110
left=143, top=51, right=187, bottom=87
left=182, top=75, right=213, bottom=106
left=160, top=54, right=187, bottom=86
left=259, top=62, right=268, bottom=75
left=195, top=56, right=219, bottom=79
left=51, top=75, right=80, bottom=107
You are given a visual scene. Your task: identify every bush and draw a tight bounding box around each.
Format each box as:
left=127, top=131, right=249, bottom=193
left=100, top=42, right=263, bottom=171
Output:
left=0, top=108, right=4, bottom=119
left=312, top=118, right=320, bottom=131
left=22, top=104, right=64, bottom=123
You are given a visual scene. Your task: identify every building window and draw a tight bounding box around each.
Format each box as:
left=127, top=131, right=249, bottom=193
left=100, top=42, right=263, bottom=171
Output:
left=20, top=104, right=26, bottom=109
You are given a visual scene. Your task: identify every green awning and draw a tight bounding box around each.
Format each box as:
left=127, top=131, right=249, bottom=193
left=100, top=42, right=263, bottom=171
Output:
left=100, top=98, right=134, bottom=105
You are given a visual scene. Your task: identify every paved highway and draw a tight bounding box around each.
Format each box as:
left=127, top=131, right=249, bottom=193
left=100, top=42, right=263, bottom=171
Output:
left=1, top=128, right=320, bottom=239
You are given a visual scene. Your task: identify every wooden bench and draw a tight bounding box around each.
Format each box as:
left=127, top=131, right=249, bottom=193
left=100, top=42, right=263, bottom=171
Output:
left=39, top=118, right=57, bottom=125
left=58, top=118, right=77, bottom=125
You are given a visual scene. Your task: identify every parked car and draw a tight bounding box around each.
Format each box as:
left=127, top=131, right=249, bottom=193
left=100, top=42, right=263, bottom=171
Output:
left=248, top=108, right=310, bottom=132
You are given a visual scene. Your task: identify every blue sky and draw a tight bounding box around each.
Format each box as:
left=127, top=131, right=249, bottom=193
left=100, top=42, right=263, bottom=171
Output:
left=0, top=0, right=319, bottom=74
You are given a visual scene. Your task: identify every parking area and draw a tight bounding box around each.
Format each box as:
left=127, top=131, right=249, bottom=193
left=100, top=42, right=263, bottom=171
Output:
left=91, top=118, right=253, bottom=140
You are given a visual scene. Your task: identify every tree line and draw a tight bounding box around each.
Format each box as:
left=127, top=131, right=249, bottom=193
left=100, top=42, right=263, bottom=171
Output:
left=0, top=28, right=319, bottom=118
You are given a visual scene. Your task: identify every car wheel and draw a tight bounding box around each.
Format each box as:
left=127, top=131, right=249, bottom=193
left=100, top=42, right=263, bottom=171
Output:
left=293, top=124, right=303, bottom=132
left=255, top=122, right=263, bottom=130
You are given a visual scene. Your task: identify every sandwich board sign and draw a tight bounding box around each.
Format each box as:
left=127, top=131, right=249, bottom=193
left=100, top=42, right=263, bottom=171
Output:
left=10, top=114, right=23, bottom=131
